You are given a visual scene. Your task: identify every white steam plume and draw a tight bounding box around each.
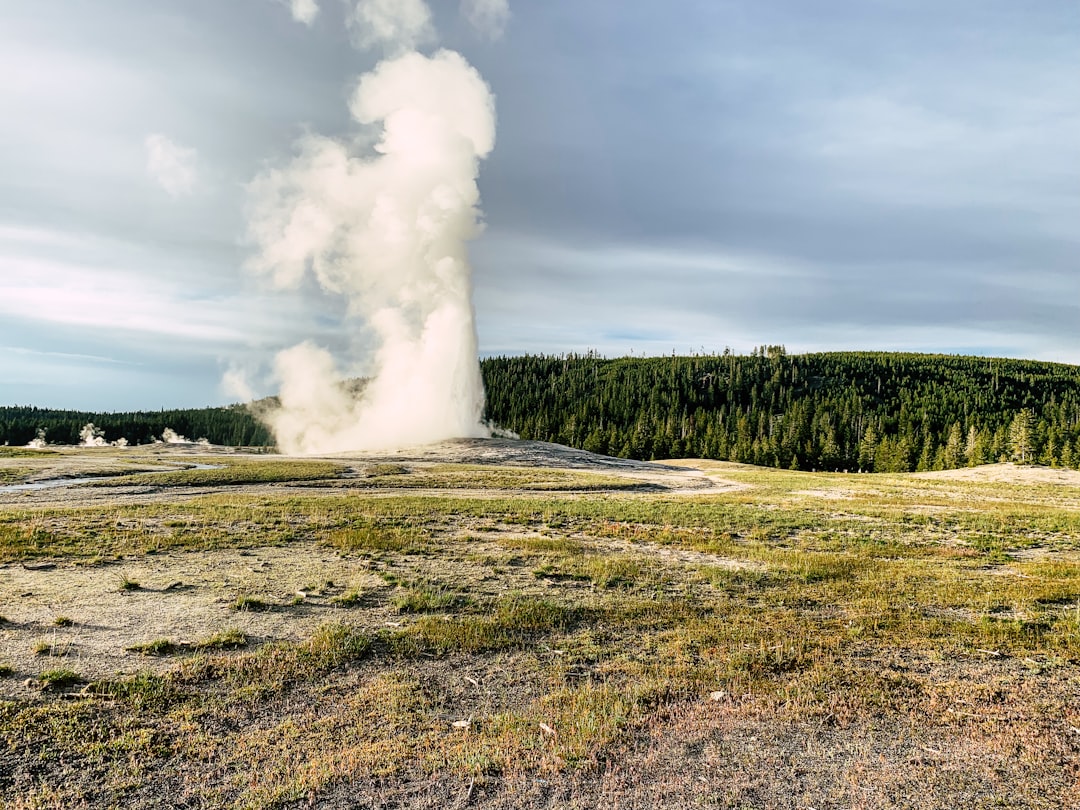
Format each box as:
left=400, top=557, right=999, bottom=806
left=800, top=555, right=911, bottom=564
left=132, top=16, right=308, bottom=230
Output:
left=79, top=424, right=127, bottom=447
left=346, top=0, right=435, bottom=53
left=26, top=428, right=47, bottom=449
left=79, top=423, right=108, bottom=447
left=247, top=44, right=496, bottom=454
left=461, top=0, right=510, bottom=40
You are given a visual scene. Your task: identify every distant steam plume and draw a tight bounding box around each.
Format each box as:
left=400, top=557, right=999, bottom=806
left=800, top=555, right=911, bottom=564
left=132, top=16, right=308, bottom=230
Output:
left=80, top=423, right=108, bottom=447
left=157, top=428, right=208, bottom=446
left=79, top=423, right=129, bottom=447
left=246, top=2, right=500, bottom=454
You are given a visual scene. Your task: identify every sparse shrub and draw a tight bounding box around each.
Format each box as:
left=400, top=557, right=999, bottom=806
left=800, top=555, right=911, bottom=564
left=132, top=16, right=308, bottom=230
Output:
left=53, top=616, right=74, bottom=627
left=33, top=640, right=67, bottom=657
left=232, top=596, right=271, bottom=612
left=0, top=663, right=13, bottom=677
left=118, top=575, right=141, bottom=591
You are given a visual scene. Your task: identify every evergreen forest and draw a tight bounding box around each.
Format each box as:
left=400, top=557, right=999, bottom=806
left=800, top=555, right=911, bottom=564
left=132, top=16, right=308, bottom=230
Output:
left=0, top=406, right=271, bottom=449
left=4, top=351, right=1080, bottom=472
left=481, top=350, right=1080, bottom=471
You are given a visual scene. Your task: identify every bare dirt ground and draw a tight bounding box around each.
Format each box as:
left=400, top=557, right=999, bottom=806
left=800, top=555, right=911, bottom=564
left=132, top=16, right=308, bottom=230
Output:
left=1, top=544, right=391, bottom=689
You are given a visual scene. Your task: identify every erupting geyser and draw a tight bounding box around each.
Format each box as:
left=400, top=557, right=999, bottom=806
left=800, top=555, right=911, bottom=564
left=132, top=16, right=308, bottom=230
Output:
left=245, top=1, right=506, bottom=454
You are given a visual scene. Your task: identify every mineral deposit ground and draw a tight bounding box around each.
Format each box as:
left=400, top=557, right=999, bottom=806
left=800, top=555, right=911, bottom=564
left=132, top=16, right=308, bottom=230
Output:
left=1, top=440, right=1079, bottom=809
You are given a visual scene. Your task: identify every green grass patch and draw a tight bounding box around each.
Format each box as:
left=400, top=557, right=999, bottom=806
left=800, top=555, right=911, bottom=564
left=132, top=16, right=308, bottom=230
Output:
left=90, top=459, right=344, bottom=488
left=0, top=447, right=54, bottom=458
left=0, top=465, right=36, bottom=484
left=392, top=583, right=472, bottom=613
left=400, top=594, right=585, bottom=655
left=38, top=669, right=82, bottom=689
left=324, top=524, right=430, bottom=555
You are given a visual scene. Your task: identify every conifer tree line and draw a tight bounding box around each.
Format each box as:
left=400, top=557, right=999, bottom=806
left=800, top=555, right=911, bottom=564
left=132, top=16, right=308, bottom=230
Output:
left=4, top=350, right=1080, bottom=471
left=0, top=406, right=271, bottom=449
left=480, top=350, right=1080, bottom=471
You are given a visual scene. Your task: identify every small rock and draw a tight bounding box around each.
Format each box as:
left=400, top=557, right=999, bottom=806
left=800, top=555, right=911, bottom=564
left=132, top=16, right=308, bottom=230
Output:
left=21, top=562, right=56, bottom=571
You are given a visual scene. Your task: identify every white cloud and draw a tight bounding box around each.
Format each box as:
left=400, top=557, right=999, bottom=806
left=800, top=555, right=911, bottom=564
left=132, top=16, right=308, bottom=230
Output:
left=0, top=227, right=328, bottom=348
left=145, top=133, right=197, bottom=197
left=346, top=0, right=435, bottom=53
left=289, top=0, right=319, bottom=26
left=0, top=256, right=239, bottom=342
left=461, top=0, right=510, bottom=40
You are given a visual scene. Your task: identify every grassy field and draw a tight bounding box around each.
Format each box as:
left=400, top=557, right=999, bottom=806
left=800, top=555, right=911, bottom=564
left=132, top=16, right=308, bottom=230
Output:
left=1, top=454, right=1079, bottom=808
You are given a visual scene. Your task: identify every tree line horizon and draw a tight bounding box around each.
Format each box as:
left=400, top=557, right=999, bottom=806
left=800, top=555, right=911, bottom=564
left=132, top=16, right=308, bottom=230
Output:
left=3, top=349, right=1079, bottom=472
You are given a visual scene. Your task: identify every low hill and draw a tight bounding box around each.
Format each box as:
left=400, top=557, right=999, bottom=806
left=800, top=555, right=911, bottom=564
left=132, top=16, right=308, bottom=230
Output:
left=4, top=350, right=1080, bottom=472
left=482, top=350, right=1080, bottom=472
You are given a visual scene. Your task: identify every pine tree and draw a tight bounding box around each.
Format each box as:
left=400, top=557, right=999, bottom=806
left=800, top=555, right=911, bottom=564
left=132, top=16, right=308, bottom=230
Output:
left=1009, top=410, right=1035, bottom=464
left=943, top=422, right=964, bottom=469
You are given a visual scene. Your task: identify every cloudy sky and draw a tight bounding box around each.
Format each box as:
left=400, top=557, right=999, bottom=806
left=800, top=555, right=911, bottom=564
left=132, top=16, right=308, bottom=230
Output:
left=2, top=0, right=1078, bottom=410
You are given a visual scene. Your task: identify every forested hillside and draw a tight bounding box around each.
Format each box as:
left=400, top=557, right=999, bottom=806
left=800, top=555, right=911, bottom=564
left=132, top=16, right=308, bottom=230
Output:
left=0, top=406, right=271, bottom=448
left=482, top=350, right=1080, bottom=471
left=4, top=351, right=1080, bottom=472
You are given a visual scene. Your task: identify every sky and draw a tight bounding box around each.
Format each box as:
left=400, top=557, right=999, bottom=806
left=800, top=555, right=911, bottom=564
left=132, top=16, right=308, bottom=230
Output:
left=1, top=0, right=1078, bottom=411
